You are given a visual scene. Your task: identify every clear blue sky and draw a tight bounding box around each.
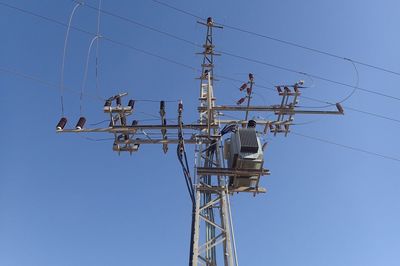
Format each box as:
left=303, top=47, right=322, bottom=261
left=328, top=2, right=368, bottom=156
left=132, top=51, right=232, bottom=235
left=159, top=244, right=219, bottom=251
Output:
left=1, top=0, right=400, bottom=265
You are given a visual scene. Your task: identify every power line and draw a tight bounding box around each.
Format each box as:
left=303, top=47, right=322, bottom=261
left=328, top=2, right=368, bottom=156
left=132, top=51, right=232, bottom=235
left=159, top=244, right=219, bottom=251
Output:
left=151, top=0, right=400, bottom=78
left=0, top=2, right=198, bottom=73
left=0, top=66, right=184, bottom=105
left=2, top=2, right=400, bottom=126
left=60, top=1, right=81, bottom=117
left=80, top=35, right=100, bottom=115
left=1, top=61, right=398, bottom=130
left=78, top=1, right=202, bottom=48
left=1, top=6, right=397, bottom=170
left=151, top=0, right=203, bottom=20
left=219, top=50, right=400, bottom=102
left=95, top=0, right=102, bottom=98
left=3, top=1, right=400, bottom=103
left=0, top=66, right=104, bottom=101
left=101, top=35, right=198, bottom=72
left=1, top=72, right=399, bottom=164
left=333, top=59, right=359, bottom=105
left=73, top=1, right=400, bottom=102
left=214, top=108, right=400, bottom=163
left=218, top=74, right=400, bottom=124
left=292, top=132, right=400, bottom=163
left=219, top=25, right=400, bottom=77
left=252, top=82, right=400, bottom=124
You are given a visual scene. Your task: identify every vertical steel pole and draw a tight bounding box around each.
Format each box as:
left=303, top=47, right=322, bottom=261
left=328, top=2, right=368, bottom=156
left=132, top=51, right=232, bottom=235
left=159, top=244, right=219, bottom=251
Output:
left=190, top=17, right=234, bottom=266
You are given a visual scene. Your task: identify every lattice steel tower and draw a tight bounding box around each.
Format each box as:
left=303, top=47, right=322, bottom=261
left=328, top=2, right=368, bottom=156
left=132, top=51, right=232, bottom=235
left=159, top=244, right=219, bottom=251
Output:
left=56, top=16, right=344, bottom=266
left=190, top=17, right=235, bottom=266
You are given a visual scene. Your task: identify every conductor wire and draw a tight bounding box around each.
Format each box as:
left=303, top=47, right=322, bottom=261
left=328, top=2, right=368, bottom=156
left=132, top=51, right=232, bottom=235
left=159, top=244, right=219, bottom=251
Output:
left=151, top=0, right=400, bottom=77
left=337, top=58, right=359, bottom=104
left=60, top=2, right=82, bottom=117
left=3, top=3, right=400, bottom=125
left=298, top=59, right=359, bottom=109
left=95, top=0, right=102, bottom=97
left=80, top=35, right=101, bottom=116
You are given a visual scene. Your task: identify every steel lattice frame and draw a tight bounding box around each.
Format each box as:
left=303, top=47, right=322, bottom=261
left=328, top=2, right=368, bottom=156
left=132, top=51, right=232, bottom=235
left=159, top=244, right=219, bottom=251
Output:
left=190, top=18, right=235, bottom=266
left=56, top=16, right=344, bottom=266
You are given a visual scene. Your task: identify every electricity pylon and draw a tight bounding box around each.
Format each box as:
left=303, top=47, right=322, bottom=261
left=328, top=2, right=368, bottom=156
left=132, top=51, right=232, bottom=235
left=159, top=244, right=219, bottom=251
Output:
left=190, top=17, right=235, bottom=266
left=56, top=16, right=344, bottom=266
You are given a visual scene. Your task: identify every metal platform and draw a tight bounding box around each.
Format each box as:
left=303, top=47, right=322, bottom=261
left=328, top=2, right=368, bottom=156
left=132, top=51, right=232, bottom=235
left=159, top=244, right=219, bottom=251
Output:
left=196, top=167, right=270, bottom=177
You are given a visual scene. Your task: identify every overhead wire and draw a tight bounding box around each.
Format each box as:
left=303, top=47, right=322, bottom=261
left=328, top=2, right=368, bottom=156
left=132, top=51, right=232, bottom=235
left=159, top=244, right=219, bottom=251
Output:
left=1, top=65, right=399, bottom=164
left=292, top=132, right=400, bottom=163
left=0, top=2, right=199, bottom=73
left=218, top=74, right=400, bottom=124
left=80, top=35, right=101, bottom=115
left=251, top=82, right=400, bottom=124
left=151, top=0, right=400, bottom=78
left=89, top=119, right=109, bottom=126
left=151, top=0, right=203, bottom=20
left=0, top=68, right=183, bottom=125
left=137, top=111, right=178, bottom=123
left=60, top=2, right=82, bottom=117
left=95, top=0, right=102, bottom=97
left=101, top=35, right=199, bottom=72
left=177, top=119, right=196, bottom=204
left=1, top=2, right=400, bottom=126
left=135, top=99, right=180, bottom=103
left=296, top=59, right=359, bottom=109
left=177, top=145, right=196, bottom=204
left=82, top=136, right=115, bottom=142
left=218, top=50, right=400, bottom=102
left=1, top=63, right=399, bottom=129
left=76, top=0, right=202, bottom=48
left=22, top=3, right=400, bottom=166
left=219, top=25, right=400, bottom=77
left=3, top=4, right=398, bottom=166
left=72, top=1, right=400, bottom=102
left=0, top=66, right=105, bottom=102
left=336, top=58, right=359, bottom=104
left=209, top=110, right=400, bottom=164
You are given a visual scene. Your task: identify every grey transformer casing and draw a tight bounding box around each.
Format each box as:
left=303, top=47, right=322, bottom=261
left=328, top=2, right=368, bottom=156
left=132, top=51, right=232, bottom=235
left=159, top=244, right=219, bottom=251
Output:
left=224, top=127, right=264, bottom=188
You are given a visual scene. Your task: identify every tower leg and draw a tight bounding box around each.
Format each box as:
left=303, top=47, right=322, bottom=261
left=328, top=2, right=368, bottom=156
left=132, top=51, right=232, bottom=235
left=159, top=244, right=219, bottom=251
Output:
left=190, top=189, right=201, bottom=266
